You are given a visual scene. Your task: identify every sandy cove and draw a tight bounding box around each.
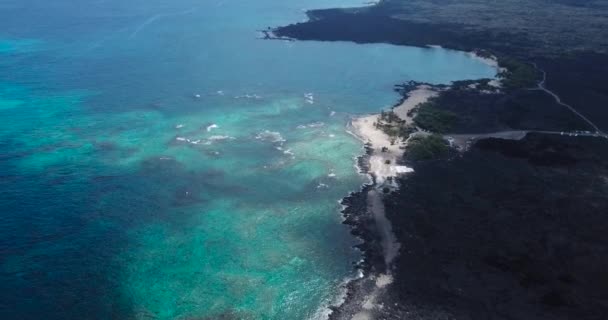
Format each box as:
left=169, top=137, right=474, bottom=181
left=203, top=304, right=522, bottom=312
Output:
left=351, top=113, right=410, bottom=187
left=350, top=85, right=437, bottom=188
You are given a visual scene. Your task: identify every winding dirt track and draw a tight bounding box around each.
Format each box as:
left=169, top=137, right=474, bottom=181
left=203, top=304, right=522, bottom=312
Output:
left=531, top=63, right=605, bottom=136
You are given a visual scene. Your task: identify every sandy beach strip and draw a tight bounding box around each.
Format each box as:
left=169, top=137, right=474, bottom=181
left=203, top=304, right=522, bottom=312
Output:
left=392, top=85, right=438, bottom=124
left=350, top=85, right=439, bottom=187
left=350, top=114, right=410, bottom=187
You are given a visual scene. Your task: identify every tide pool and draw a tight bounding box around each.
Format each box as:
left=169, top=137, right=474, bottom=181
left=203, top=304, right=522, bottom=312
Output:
left=0, top=0, right=496, bottom=319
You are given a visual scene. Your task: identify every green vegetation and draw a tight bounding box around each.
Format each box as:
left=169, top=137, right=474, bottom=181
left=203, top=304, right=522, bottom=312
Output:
left=498, top=57, right=540, bottom=90
left=375, top=110, right=416, bottom=141
left=406, top=134, right=450, bottom=161
left=413, top=102, right=458, bottom=133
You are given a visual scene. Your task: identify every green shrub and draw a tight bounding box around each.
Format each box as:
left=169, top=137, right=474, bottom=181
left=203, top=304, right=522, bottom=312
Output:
left=407, top=134, right=450, bottom=161
left=413, top=103, right=458, bottom=133
left=498, top=57, right=539, bottom=90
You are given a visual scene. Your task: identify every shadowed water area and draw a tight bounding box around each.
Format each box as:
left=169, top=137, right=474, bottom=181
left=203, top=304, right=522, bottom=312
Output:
left=0, top=1, right=495, bottom=319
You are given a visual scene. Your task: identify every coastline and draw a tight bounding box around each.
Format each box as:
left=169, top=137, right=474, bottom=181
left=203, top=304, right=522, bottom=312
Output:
left=265, top=3, right=564, bottom=319
left=272, top=1, right=608, bottom=319
left=329, top=85, right=438, bottom=320
left=330, top=59, right=501, bottom=320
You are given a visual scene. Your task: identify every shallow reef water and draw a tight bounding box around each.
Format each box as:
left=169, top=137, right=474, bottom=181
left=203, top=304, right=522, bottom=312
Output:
left=0, top=0, right=495, bottom=319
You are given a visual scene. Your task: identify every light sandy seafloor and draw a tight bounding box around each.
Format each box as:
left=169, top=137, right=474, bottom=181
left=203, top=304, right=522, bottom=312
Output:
left=346, top=86, right=438, bottom=320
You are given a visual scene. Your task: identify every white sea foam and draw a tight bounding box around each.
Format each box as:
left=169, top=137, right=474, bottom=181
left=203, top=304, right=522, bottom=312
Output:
left=297, top=122, right=325, bottom=129
left=235, top=93, right=262, bottom=99
left=175, top=137, right=187, bottom=142
left=255, top=130, right=285, bottom=143
left=304, top=92, right=315, bottom=104
left=308, top=275, right=359, bottom=320
left=208, top=135, right=234, bottom=141
left=206, top=124, right=219, bottom=132
left=175, top=124, right=185, bottom=129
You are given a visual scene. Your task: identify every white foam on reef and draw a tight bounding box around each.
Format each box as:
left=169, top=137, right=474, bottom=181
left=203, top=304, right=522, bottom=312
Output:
left=255, top=130, right=286, bottom=143
left=330, top=111, right=336, bottom=116
left=206, top=124, right=219, bottom=132
left=316, top=183, right=329, bottom=189
left=297, top=122, right=325, bottom=129
left=308, top=276, right=359, bottom=320
left=235, top=93, right=262, bottom=100
left=207, top=135, right=234, bottom=141
left=176, top=136, right=212, bottom=145
left=304, top=92, right=315, bottom=104
left=175, top=124, right=185, bottom=129
left=216, top=90, right=224, bottom=95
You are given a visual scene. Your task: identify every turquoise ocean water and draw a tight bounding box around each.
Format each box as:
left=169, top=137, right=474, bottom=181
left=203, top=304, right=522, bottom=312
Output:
left=0, top=1, right=495, bottom=319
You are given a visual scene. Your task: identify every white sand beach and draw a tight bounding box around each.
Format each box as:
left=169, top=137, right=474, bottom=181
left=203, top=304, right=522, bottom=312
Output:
left=351, top=85, right=437, bottom=187
left=392, top=85, right=438, bottom=124
left=351, top=114, right=409, bottom=187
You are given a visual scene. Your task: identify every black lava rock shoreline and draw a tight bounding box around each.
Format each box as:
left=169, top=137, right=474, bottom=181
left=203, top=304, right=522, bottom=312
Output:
left=270, top=1, right=608, bottom=319
left=332, top=142, right=385, bottom=320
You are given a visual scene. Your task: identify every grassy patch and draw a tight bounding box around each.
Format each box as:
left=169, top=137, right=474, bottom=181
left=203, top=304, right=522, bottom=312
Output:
left=498, top=57, right=540, bottom=90
left=413, top=102, right=458, bottom=133
left=406, top=134, right=450, bottom=161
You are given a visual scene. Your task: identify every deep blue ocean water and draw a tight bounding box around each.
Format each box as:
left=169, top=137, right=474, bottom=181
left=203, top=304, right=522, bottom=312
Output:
left=0, top=1, right=495, bottom=319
